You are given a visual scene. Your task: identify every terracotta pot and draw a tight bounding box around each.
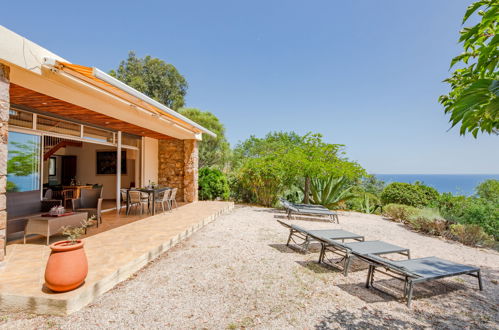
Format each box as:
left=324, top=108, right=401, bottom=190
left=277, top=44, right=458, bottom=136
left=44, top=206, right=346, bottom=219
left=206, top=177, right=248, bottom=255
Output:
left=44, top=240, right=88, bottom=292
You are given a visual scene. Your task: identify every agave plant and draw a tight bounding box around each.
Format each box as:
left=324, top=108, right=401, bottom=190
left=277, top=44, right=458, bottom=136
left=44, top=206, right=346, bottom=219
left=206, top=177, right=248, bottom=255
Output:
left=358, top=192, right=381, bottom=214
left=307, top=176, right=356, bottom=209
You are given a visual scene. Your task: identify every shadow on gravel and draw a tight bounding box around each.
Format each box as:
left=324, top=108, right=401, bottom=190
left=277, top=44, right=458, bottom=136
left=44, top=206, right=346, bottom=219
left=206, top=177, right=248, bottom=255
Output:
left=268, top=243, right=322, bottom=254
left=337, top=278, right=469, bottom=305
left=314, top=308, right=424, bottom=330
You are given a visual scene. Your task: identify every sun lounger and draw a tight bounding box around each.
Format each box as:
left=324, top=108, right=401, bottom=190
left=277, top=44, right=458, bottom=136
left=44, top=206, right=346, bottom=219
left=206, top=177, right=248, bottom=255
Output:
left=279, top=198, right=339, bottom=223
left=307, top=235, right=410, bottom=276
left=277, top=220, right=364, bottom=252
left=355, top=253, right=483, bottom=307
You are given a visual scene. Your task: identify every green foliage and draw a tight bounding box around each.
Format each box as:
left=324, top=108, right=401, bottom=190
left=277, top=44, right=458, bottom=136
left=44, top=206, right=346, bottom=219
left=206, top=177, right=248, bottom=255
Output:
left=237, top=157, right=289, bottom=207
left=355, top=192, right=381, bottom=214
left=439, top=194, right=498, bottom=239
left=6, top=181, right=19, bottom=193
left=475, top=179, right=499, bottom=202
left=231, top=131, right=365, bottom=206
left=449, top=223, right=494, bottom=246
left=382, top=204, right=419, bottom=222
left=110, top=51, right=188, bottom=110
left=198, top=167, right=230, bottom=201
left=308, top=176, right=355, bottom=209
left=407, top=208, right=447, bottom=236
left=179, top=108, right=230, bottom=169
left=7, top=141, right=39, bottom=177
left=439, top=0, right=498, bottom=136
left=360, top=175, right=386, bottom=196
left=380, top=182, right=439, bottom=208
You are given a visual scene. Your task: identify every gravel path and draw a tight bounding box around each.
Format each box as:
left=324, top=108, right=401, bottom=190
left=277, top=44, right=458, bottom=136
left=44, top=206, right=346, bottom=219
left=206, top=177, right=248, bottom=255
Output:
left=1, top=205, right=498, bottom=329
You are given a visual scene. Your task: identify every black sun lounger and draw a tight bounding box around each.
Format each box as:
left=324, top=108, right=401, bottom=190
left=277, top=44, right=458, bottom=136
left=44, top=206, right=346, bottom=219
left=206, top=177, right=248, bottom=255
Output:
left=277, top=220, right=364, bottom=252
left=307, top=235, right=410, bottom=276
left=279, top=198, right=339, bottom=223
left=356, top=254, right=483, bottom=307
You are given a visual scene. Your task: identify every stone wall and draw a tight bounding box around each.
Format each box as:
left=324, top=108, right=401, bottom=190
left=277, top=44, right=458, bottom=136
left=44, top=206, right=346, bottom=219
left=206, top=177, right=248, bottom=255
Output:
left=0, top=64, right=9, bottom=262
left=158, top=139, right=198, bottom=203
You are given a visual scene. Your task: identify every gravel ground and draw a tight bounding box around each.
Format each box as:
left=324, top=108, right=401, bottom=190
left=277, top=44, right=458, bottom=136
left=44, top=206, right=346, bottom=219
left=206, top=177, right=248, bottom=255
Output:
left=1, top=205, right=498, bottom=329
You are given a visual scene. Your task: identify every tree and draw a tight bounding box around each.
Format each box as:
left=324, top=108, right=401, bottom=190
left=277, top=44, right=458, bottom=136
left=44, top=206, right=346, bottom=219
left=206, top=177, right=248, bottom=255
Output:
left=231, top=131, right=365, bottom=206
left=439, top=0, right=498, bottom=137
left=110, top=51, right=188, bottom=110
left=179, top=108, right=230, bottom=168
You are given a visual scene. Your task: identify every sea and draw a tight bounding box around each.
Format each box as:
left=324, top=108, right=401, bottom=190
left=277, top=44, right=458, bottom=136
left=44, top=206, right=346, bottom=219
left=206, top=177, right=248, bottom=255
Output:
left=374, top=174, right=499, bottom=196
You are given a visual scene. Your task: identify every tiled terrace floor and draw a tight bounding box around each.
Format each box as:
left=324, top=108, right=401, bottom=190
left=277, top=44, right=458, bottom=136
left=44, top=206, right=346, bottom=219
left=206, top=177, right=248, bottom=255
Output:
left=0, top=201, right=234, bottom=315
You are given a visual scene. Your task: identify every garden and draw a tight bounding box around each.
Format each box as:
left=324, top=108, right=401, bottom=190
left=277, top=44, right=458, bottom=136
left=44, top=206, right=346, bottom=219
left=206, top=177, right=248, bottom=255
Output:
left=196, top=129, right=498, bottom=248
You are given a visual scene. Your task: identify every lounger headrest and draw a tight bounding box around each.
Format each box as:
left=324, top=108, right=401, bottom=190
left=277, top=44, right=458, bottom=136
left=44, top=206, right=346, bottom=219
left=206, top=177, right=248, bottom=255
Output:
left=316, top=236, right=351, bottom=251
left=363, top=254, right=420, bottom=278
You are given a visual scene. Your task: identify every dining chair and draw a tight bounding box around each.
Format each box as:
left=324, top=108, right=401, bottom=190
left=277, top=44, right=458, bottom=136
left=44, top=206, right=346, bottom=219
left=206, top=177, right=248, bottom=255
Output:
left=127, top=190, right=145, bottom=215
left=119, top=189, right=128, bottom=214
left=167, top=188, right=178, bottom=210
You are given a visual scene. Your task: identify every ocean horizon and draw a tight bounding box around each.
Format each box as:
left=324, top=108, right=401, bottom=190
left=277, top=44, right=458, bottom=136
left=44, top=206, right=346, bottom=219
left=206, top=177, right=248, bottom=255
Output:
left=374, top=174, right=499, bottom=196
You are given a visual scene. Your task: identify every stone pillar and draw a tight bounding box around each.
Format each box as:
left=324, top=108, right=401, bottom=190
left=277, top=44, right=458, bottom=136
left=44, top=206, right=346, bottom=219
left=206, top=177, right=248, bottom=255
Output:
left=158, top=138, right=199, bottom=203
left=0, top=64, right=9, bottom=262
left=158, top=139, right=185, bottom=202
left=183, top=139, right=198, bottom=203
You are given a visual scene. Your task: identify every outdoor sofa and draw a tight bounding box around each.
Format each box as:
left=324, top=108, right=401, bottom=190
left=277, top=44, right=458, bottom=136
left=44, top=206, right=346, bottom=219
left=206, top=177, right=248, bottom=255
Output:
left=355, top=253, right=483, bottom=307
left=277, top=220, right=364, bottom=252
left=279, top=198, right=339, bottom=223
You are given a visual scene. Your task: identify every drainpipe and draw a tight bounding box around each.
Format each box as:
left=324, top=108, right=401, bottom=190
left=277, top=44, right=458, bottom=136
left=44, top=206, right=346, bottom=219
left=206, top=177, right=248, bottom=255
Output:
left=116, top=131, right=122, bottom=211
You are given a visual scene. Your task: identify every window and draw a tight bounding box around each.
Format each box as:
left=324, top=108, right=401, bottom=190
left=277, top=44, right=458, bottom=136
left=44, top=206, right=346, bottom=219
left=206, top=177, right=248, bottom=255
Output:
left=83, top=126, right=114, bottom=143
left=37, top=115, right=81, bottom=137
left=7, top=132, right=40, bottom=192
left=8, top=108, right=33, bottom=129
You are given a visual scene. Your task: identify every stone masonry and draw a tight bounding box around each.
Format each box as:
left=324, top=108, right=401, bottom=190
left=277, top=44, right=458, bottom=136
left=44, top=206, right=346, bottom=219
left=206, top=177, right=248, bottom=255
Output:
left=0, top=63, right=9, bottom=262
left=158, top=139, right=198, bottom=203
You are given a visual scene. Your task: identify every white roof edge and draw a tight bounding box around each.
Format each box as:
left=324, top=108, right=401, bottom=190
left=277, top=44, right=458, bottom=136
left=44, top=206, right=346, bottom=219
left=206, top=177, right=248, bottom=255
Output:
left=92, top=68, right=217, bottom=138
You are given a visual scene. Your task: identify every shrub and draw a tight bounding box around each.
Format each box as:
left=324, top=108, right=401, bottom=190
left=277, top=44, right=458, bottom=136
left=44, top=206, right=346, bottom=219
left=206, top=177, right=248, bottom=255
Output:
left=407, top=208, right=447, bottom=236
left=449, top=224, right=494, bottom=247
left=198, top=167, right=230, bottom=201
left=382, top=204, right=418, bottom=222
left=439, top=195, right=499, bottom=239
left=475, top=179, right=499, bottom=203
left=381, top=182, right=439, bottom=207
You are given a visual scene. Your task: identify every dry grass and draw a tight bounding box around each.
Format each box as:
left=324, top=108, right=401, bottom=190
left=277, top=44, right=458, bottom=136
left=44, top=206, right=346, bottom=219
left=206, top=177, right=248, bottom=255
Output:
left=1, top=205, right=498, bottom=329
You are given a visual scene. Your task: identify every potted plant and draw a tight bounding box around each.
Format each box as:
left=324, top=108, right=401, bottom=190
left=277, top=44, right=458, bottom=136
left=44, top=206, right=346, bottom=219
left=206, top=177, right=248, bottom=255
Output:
left=44, top=218, right=95, bottom=292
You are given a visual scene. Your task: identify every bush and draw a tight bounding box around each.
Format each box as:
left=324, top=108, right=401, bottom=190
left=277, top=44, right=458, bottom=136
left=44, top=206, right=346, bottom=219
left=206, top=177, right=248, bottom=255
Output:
left=407, top=208, right=447, bottom=236
left=439, top=194, right=499, bottom=239
left=449, top=224, right=494, bottom=247
left=381, top=182, right=439, bottom=207
left=198, top=167, right=230, bottom=201
left=382, top=203, right=418, bottom=222
left=475, top=179, right=499, bottom=203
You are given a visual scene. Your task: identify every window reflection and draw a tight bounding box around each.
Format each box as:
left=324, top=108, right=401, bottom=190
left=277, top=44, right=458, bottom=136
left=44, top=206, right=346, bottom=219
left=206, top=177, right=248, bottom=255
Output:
left=7, top=132, right=40, bottom=192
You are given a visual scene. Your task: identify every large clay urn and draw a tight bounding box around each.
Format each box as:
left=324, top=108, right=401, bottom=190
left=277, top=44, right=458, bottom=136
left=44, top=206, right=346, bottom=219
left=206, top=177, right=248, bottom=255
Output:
left=44, top=240, right=88, bottom=292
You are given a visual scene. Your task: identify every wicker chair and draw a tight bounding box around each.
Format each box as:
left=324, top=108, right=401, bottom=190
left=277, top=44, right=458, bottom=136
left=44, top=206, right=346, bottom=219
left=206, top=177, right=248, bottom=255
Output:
left=166, top=188, right=178, bottom=210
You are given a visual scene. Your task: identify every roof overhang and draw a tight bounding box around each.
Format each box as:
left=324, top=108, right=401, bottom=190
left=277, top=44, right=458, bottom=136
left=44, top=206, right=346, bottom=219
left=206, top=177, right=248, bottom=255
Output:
left=0, top=25, right=215, bottom=141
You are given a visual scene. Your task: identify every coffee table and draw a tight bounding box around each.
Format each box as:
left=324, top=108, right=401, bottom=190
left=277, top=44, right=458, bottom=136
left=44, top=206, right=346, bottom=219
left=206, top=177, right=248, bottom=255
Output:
left=24, top=212, right=88, bottom=245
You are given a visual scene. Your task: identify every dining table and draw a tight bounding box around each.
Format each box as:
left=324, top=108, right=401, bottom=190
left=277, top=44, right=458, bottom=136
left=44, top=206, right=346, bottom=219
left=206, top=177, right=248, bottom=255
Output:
left=125, top=186, right=171, bottom=215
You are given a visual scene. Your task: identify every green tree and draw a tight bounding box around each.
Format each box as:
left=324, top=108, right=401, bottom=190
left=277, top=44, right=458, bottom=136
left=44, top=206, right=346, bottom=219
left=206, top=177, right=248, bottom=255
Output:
left=179, top=108, right=230, bottom=168
left=198, top=167, right=230, bottom=200
left=231, top=131, right=365, bottom=206
left=110, top=51, right=188, bottom=110
left=439, top=0, right=498, bottom=137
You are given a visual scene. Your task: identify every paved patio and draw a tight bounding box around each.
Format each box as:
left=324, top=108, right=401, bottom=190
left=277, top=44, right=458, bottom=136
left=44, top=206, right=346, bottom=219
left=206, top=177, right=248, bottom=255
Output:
left=0, top=201, right=234, bottom=315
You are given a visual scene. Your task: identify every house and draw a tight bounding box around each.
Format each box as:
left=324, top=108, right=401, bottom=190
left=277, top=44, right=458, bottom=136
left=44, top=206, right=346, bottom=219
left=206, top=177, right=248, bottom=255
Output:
left=0, top=25, right=216, bottom=262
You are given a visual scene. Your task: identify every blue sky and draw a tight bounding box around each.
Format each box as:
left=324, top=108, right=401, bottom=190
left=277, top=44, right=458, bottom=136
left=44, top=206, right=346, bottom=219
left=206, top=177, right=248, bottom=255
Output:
left=2, top=0, right=498, bottom=174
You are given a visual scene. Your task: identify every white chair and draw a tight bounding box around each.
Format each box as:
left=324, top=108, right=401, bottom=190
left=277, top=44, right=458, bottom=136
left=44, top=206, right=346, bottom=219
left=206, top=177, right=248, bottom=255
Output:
left=155, top=189, right=171, bottom=213
left=167, top=188, right=178, bottom=210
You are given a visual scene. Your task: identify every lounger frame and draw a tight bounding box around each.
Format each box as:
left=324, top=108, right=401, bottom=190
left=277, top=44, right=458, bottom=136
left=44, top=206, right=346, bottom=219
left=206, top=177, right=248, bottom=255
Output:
left=279, top=198, right=339, bottom=223
left=357, top=254, right=483, bottom=307
left=310, top=236, right=410, bottom=276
